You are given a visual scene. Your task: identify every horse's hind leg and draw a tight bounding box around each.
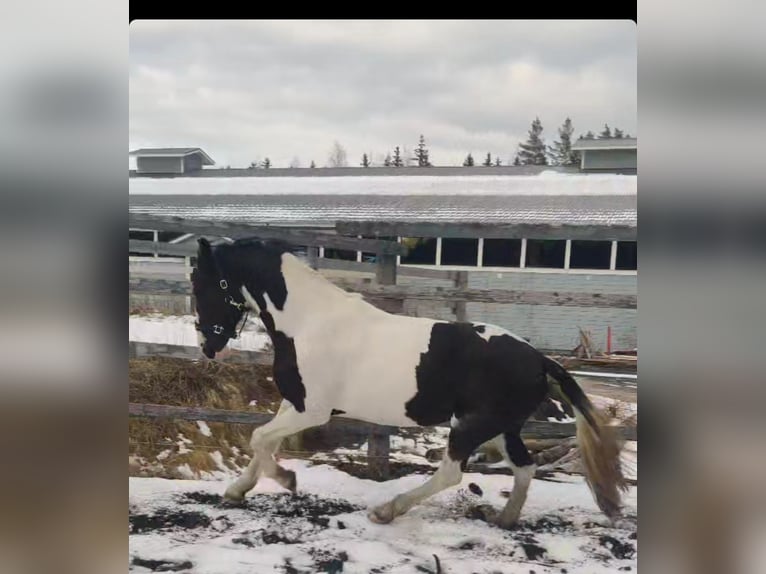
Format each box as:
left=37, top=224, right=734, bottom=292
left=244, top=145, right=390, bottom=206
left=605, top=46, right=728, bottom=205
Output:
left=491, top=431, right=536, bottom=528
left=224, top=401, right=328, bottom=503
left=368, top=414, right=502, bottom=524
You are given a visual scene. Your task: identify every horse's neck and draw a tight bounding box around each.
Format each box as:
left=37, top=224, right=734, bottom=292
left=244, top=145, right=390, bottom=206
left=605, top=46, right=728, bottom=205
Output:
left=264, top=254, right=367, bottom=337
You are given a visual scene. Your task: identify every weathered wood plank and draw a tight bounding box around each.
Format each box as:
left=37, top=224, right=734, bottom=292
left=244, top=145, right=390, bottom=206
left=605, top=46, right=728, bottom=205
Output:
left=130, top=239, right=196, bottom=257
left=127, top=403, right=636, bottom=441
left=129, top=214, right=407, bottom=255
left=129, top=341, right=274, bottom=365
left=336, top=221, right=637, bottom=241
left=316, top=258, right=376, bottom=273
left=330, top=281, right=638, bottom=309
left=453, top=271, right=468, bottom=321
left=130, top=277, right=636, bottom=309
left=366, top=431, right=391, bottom=479
left=396, top=266, right=460, bottom=281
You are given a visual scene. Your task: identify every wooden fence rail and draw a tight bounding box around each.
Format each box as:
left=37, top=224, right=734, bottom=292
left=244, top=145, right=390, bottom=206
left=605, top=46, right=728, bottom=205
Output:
left=129, top=341, right=638, bottom=389
left=129, top=239, right=464, bottom=281
left=128, top=402, right=637, bottom=441
left=129, top=341, right=273, bottom=365
left=129, top=214, right=407, bottom=256
left=130, top=276, right=637, bottom=309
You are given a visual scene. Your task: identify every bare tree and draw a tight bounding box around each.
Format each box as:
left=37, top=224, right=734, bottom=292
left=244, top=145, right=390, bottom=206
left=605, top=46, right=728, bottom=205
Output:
left=402, top=145, right=413, bottom=167
left=327, top=141, right=348, bottom=167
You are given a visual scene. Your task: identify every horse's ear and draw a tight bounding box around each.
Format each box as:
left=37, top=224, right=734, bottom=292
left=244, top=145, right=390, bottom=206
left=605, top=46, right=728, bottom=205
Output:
left=197, top=237, right=214, bottom=272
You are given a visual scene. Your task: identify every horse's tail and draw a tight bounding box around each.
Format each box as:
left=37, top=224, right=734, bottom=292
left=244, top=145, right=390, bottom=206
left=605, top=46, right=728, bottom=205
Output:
left=543, top=355, right=629, bottom=520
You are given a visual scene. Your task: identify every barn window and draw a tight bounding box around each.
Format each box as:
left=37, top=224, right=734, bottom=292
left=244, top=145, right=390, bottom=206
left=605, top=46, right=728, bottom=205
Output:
left=482, top=238, right=522, bottom=267
left=569, top=240, right=612, bottom=270
left=525, top=239, right=566, bottom=268
left=400, top=238, right=437, bottom=265
left=616, top=241, right=637, bottom=270
left=441, top=238, right=479, bottom=266
left=129, top=230, right=153, bottom=241
left=323, top=247, right=357, bottom=261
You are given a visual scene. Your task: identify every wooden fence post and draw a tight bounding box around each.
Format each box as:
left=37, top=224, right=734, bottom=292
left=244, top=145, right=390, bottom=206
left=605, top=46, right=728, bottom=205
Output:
left=307, top=246, right=319, bottom=270
left=367, top=429, right=391, bottom=480
left=365, top=253, right=398, bottom=479
left=454, top=271, right=468, bottom=322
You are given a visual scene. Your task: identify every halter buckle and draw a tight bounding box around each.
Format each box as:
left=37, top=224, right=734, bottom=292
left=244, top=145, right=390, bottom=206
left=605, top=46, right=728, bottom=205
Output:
left=219, top=279, right=228, bottom=290
left=213, top=325, right=224, bottom=335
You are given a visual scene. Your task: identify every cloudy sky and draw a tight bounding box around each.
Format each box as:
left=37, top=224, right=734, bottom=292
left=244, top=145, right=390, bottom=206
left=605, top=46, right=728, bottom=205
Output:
left=129, top=20, right=636, bottom=168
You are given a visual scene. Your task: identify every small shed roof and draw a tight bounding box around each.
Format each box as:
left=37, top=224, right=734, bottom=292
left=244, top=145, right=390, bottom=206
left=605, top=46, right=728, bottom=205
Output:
left=571, top=137, right=637, bottom=151
left=129, top=147, right=215, bottom=165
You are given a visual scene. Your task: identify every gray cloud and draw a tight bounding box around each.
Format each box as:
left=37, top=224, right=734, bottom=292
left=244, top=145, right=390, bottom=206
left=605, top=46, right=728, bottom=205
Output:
left=130, top=20, right=636, bottom=168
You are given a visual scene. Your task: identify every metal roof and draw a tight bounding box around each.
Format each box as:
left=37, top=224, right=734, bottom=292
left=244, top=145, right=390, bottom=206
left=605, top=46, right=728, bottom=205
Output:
left=129, top=147, right=215, bottom=165
left=129, top=193, right=636, bottom=228
left=571, top=137, right=637, bottom=151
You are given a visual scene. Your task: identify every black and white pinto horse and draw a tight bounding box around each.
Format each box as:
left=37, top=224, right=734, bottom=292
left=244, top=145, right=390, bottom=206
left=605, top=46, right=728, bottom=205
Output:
left=192, top=237, right=628, bottom=528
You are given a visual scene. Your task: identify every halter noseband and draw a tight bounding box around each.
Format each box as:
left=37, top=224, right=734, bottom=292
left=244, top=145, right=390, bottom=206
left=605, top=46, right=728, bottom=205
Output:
left=195, top=253, right=250, bottom=340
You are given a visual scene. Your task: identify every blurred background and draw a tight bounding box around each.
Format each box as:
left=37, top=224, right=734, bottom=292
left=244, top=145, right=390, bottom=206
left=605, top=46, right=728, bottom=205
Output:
left=1, top=5, right=766, bottom=573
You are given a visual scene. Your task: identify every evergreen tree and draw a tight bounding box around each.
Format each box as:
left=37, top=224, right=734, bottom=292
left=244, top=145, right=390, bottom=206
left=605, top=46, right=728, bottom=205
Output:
left=383, top=153, right=392, bottom=167
left=482, top=152, right=492, bottom=167
left=261, top=157, right=271, bottom=169
left=249, top=161, right=259, bottom=169
left=513, top=155, right=521, bottom=166
left=599, top=124, right=612, bottom=139
left=414, top=134, right=431, bottom=167
left=392, top=146, right=403, bottom=167
left=495, top=156, right=501, bottom=167
left=547, top=117, right=580, bottom=166
left=463, top=153, right=475, bottom=167
left=516, top=117, right=547, bottom=165
left=582, top=131, right=596, bottom=140
left=310, top=160, right=316, bottom=168
left=613, top=128, right=624, bottom=139
left=361, top=153, right=370, bottom=167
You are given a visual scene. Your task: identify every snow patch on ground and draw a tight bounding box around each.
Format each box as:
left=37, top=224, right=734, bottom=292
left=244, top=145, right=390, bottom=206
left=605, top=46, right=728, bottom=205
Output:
left=130, top=459, right=637, bottom=573
left=129, top=313, right=270, bottom=351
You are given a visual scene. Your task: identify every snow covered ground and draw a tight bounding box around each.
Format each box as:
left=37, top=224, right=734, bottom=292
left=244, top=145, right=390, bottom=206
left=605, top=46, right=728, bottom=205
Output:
left=130, top=459, right=637, bottom=573
left=129, top=313, right=269, bottom=352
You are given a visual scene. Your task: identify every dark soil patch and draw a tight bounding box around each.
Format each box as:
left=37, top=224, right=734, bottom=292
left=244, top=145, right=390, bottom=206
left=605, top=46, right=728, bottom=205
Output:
left=517, top=515, right=575, bottom=534
left=599, top=535, right=636, bottom=560
left=329, top=460, right=433, bottom=481
left=262, top=530, right=303, bottom=544
left=468, top=482, right=483, bottom=496
left=520, top=542, right=547, bottom=561
left=131, top=557, right=193, bottom=571
left=130, top=509, right=211, bottom=534
left=310, top=549, right=349, bottom=573
left=179, top=491, right=361, bottom=519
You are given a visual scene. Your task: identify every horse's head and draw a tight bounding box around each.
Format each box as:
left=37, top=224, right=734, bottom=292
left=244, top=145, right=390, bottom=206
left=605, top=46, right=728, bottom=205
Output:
left=192, top=237, right=248, bottom=359
left=192, top=237, right=291, bottom=358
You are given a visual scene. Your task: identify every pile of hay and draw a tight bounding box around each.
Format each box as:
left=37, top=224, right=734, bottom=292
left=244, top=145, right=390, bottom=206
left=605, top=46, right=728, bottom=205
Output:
left=129, top=357, right=282, bottom=479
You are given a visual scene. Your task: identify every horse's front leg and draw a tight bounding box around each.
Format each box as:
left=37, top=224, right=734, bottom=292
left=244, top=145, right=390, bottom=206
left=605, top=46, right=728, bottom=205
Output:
left=224, top=400, right=329, bottom=503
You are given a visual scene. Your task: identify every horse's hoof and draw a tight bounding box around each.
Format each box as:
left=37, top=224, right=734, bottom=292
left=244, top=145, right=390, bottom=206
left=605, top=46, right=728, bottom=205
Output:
left=367, top=504, right=395, bottom=525
left=284, top=470, right=297, bottom=494
left=222, top=490, right=246, bottom=506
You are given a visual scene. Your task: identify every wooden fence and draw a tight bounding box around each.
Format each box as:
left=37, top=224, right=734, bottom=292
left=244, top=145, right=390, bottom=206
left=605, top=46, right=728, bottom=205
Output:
left=129, top=214, right=637, bottom=479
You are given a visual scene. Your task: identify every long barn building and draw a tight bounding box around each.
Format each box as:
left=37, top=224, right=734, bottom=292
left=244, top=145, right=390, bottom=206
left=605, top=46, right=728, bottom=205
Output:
left=130, top=153, right=636, bottom=353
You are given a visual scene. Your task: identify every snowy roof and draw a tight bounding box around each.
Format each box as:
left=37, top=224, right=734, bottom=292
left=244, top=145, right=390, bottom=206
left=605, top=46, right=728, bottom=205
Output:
left=129, top=147, right=215, bottom=165
left=129, top=173, right=636, bottom=197
left=129, top=181, right=636, bottom=229
left=571, top=138, right=637, bottom=151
